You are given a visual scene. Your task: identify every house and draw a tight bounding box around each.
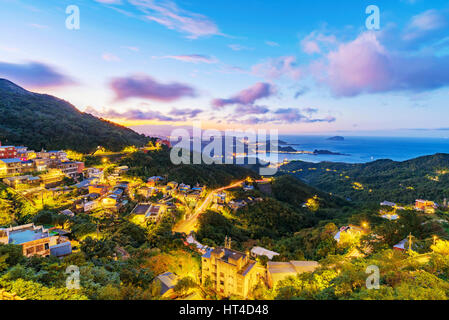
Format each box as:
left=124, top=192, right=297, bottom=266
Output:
left=154, top=272, right=178, bottom=297
left=0, top=158, right=23, bottom=177
left=267, top=261, right=319, bottom=288
left=393, top=238, right=408, bottom=251
left=101, top=194, right=120, bottom=208
left=0, top=144, right=17, bottom=159
left=146, top=204, right=164, bottom=222
left=0, top=224, right=71, bottom=257
left=185, top=233, right=209, bottom=254
left=59, top=209, right=75, bottom=217
left=147, top=176, right=164, bottom=186
left=32, top=158, right=47, bottom=172
left=243, top=184, right=254, bottom=191
left=380, top=201, right=396, bottom=207
left=380, top=213, right=399, bottom=220
left=334, top=225, right=365, bottom=243
left=137, top=186, right=155, bottom=199
left=3, top=175, right=41, bottom=189
left=214, top=192, right=226, bottom=204
left=113, top=166, right=129, bottom=176
left=250, top=246, right=280, bottom=260
left=415, top=199, right=438, bottom=213
left=131, top=203, right=152, bottom=218
left=39, top=169, right=65, bottom=188
left=83, top=200, right=99, bottom=212
left=178, top=183, right=190, bottom=193
left=83, top=167, right=102, bottom=179
left=58, top=161, right=84, bottom=179
left=167, top=181, right=178, bottom=189
left=201, top=246, right=261, bottom=298
left=229, top=200, right=247, bottom=210
left=156, top=139, right=171, bottom=148
left=88, top=184, right=109, bottom=195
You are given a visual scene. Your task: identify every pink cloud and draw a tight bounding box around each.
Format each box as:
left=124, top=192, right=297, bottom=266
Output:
left=319, top=32, right=449, bottom=96
left=156, top=54, right=218, bottom=64
left=212, top=82, right=275, bottom=108
left=109, top=74, right=196, bottom=102
left=130, top=0, right=222, bottom=39
left=301, top=31, right=338, bottom=55
left=252, top=56, right=301, bottom=80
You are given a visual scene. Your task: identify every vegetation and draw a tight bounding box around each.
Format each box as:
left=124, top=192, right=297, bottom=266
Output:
left=0, top=79, right=149, bottom=153
left=279, top=153, right=449, bottom=204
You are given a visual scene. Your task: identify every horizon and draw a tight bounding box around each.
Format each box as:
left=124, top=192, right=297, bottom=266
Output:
left=0, top=0, right=448, bottom=137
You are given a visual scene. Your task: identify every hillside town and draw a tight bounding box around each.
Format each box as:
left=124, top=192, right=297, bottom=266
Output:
left=2, top=138, right=449, bottom=301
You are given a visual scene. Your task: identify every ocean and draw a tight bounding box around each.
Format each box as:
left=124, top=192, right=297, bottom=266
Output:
left=264, top=136, right=449, bottom=164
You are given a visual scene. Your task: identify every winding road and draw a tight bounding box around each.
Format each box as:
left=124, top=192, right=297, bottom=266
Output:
left=173, top=180, right=245, bottom=234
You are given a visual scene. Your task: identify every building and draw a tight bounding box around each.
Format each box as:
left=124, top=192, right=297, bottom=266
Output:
left=58, top=161, right=84, bottom=179
left=3, top=175, right=41, bottom=189
left=145, top=204, right=164, bottom=222
left=415, top=199, right=438, bottom=213
left=201, top=246, right=261, bottom=298
left=137, top=186, right=155, bottom=199
left=334, top=225, right=365, bottom=243
left=39, top=169, right=65, bottom=188
left=267, top=261, right=320, bottom=288
left=0, top=158, right=22, bottom=177
left=59, top=209, right=75, bottom=217
left=83, top=167, right=102, bottom=179
left=0, top=224, right=71, bottom=257
left=0, top=144, right=17, bottom=159
left=380, top=201, right=396, bottom=207
left=114, top=166, right=129, bottom=176
left=88, top=184, right=109, bottom=195
left=154, top=272, right=178, bottom=297
left=250, top=246, right=280, bottom=260
left=32, top=158, right=47, bottom=172
left=214, top=192, right=226, bottom=204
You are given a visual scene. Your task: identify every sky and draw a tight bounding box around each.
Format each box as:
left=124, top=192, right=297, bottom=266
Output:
left=0, top=0, right=449, bottom=137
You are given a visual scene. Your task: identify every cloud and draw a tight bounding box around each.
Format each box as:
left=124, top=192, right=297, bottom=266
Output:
left=301, top=31, right=337, bottom=55
left=0, top=61, right=75, bottom=88
left=228, top=44, right=252, bottom=51
left=234, top=105, right=269, bottom=115
left=95, top=0, right=122, bottom=3
left=155, top=54, right=218, bottom=64
left=229, top=108, right=336, bottom=125
left=252, top=56, right=301, bottom=80
left=169, top=107, right=203, bottom=118
left=272, top=108, right=335, bottom=124
left=102, top=53, right=121, bottom=62
left=294, top=87, right=309, bottom=99
left=265, top=41, right=279, bottom=47
left=402, top=9, right=449, bottom=43
left=318, top=32, right=449, bottom=97
left=86, top=106, right=174, bottom=121
left=211, top=82, right=275, bottom=108
left=109, top=74, right=196, bottom=102
left=130, top=0, right=222, bottom=39
left=29, top=23, right=49, bottom=29
left=121, top=46, right=140, bottom=52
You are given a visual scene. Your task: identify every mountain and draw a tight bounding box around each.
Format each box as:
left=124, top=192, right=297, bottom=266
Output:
left=0, top=79, right=149, bottom=153
left=279, top=153, right=449, bottom=204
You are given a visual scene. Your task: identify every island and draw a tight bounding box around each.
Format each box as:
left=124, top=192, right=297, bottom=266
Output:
left=327, top=136, right=345, bottom=141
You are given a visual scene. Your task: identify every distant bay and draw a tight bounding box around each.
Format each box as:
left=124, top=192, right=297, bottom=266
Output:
left=263, top=135, right=449, bottom=164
